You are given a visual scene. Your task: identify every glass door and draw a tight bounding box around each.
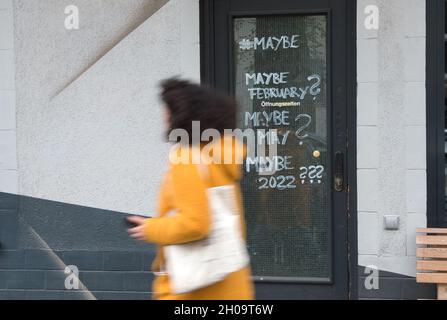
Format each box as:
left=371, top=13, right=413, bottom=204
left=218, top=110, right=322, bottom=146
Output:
left=202, top=0, right=354, bottom=299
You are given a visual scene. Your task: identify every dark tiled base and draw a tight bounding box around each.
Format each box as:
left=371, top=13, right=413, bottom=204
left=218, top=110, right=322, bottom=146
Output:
left=0, top=249, right=156, bottom=300
left=0, top=192, right=156, bottom=300
left=358, top=266, right=437, bottom=300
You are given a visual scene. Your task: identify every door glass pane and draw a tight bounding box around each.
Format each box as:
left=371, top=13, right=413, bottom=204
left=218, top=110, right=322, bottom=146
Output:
left=233, top=15, right=330, bottom=280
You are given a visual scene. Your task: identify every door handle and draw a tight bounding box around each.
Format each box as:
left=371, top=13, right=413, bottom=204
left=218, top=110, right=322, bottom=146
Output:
left=334, top=151, right=344, bottom=192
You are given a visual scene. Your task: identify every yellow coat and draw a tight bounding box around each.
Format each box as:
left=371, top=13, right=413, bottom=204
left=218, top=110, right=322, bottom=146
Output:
left=143, top=138, right=255, bottom=300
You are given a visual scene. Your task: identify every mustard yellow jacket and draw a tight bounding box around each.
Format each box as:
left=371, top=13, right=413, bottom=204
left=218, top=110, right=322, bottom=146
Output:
left=143, top=138, right=255, bottom=300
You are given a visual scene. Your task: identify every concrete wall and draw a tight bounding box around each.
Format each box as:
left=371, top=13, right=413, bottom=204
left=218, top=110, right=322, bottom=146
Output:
left=14, top=0, right=200, bottom=215
left=356, top=0, right=430, bottom=298
left=0, top=0, right=17, bottom=194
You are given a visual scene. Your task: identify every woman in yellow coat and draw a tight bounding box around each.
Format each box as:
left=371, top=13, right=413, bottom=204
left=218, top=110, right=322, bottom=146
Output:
left=127, top=78, right=255, bottom=300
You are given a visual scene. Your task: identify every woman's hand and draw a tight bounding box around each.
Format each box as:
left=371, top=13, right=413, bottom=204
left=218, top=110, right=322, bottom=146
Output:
left=127, top=216, right=149, bottom=241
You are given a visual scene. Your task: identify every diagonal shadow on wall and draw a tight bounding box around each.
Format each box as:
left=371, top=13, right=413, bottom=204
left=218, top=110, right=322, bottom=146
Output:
left=52, top=0, right=170, bottom=99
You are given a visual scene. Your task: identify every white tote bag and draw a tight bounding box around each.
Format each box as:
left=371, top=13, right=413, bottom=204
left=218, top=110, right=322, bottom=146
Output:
left=163, top=164, right=250, bottom=294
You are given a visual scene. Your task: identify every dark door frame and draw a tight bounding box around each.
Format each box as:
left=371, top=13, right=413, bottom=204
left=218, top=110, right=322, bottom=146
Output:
left=426, top=0, right=446, bottom=228
left=199, top=0, right=358, bottom=299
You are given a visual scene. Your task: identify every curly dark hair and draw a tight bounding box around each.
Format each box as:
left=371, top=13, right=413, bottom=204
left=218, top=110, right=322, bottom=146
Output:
left=160, top=78, right=237, bottom=145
